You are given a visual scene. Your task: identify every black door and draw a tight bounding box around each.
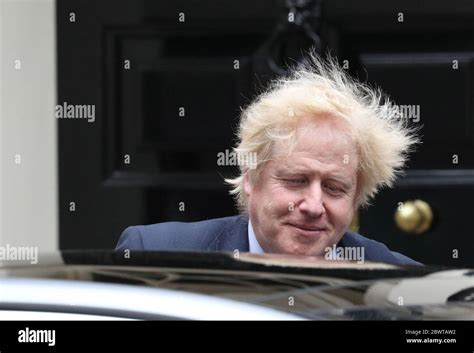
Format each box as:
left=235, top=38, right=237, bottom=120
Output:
left=57, top=0, right=474, bottom=267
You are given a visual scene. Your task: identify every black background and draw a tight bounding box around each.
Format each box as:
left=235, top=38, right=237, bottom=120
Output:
left=57, top=0, right=474, bottom=267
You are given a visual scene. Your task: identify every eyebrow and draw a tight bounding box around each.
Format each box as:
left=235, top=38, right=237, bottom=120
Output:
left=274, top=165, right=311, bottom=175
left=275, top=168, right=354, bottom=188
left=325, top=176, right=354, bottom=189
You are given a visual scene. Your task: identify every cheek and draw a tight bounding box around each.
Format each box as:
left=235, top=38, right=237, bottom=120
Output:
left=265, top=188, right=297, bottom=215
left=327, top=200, right=354, bottom=228
left=251, top=187, right=295, bottom=222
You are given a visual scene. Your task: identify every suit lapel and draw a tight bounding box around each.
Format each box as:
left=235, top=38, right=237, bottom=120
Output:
left=338, top=231, right=399, bottom=263
left=207, top=215, right=249, bottom=252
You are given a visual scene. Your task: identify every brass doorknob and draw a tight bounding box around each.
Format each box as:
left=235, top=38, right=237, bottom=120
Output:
left=394, top=200, right=433, bottom=234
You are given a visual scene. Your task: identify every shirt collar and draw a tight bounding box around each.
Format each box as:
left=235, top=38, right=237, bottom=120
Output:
left=247, top=219, right=265, bottom=254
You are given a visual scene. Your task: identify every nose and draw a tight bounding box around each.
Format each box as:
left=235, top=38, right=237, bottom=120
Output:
left=298, top=181, right=326, bottom=217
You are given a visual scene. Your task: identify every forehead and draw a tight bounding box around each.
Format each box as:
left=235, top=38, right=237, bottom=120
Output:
left=272, top=117, right=358, bottom=175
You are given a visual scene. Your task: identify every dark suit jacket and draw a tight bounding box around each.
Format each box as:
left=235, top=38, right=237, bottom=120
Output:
left=116, top=215, right=421, bottom=265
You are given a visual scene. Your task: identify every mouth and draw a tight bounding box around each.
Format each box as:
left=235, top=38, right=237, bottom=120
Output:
left=286, top=222, right=328, bottom=236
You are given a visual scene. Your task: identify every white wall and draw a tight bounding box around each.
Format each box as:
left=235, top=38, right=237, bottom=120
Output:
left=0, top=0, right=58, bottom=253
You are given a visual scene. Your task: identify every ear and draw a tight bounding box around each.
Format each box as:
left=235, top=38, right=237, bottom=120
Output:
left=243, top=172, right=253, bottom=197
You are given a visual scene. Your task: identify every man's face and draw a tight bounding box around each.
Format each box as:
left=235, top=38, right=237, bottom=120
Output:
left=244, top=117, right=358, bottom=256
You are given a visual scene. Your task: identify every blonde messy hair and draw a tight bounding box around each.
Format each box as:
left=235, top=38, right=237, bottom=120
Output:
left=225, top=52, right=419, bottom=213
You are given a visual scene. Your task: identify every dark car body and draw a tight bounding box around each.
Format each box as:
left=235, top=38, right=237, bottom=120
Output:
left=0, top=251, right=473, bottom=320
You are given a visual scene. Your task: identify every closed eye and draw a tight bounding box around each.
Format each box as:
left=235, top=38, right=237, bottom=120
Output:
left=324, top=184, right=345, bottom=194
left=283, top=178, right=307, bottom=186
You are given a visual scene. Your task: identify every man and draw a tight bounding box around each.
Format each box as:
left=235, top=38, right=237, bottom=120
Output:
left=116, top=54, right=421, bottom=265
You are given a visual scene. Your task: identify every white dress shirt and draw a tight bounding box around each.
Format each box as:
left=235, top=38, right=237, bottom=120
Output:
left=247, top=219, right=265, bottom=254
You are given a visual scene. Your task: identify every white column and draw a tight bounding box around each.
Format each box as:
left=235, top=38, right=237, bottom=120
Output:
left=0, top=0, right=58, bottom=255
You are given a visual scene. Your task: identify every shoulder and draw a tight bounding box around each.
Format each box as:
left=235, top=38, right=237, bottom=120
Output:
left=115, top=216, right=240, bottom=251
left=340, top=231, right=422, bottom=266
